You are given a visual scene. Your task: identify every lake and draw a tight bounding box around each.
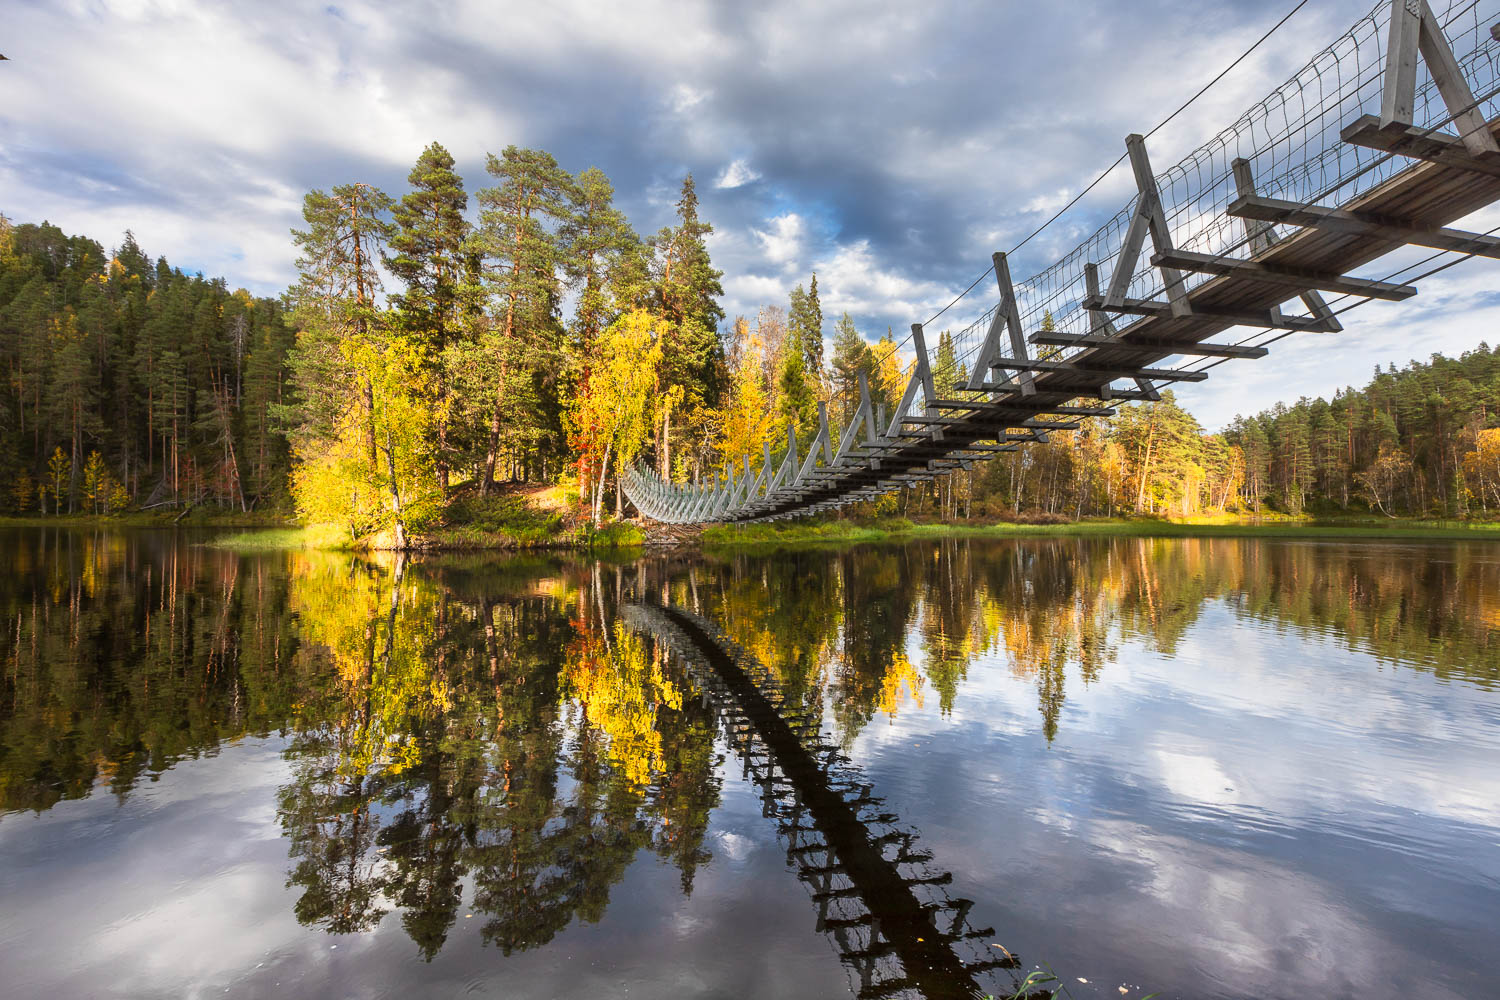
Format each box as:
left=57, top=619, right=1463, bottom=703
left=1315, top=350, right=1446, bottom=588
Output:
left=1, top=528, right=1497, bottom=999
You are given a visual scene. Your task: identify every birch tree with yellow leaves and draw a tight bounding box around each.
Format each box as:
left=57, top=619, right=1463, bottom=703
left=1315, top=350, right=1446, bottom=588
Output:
left=566, top=309, right=663, bottom=526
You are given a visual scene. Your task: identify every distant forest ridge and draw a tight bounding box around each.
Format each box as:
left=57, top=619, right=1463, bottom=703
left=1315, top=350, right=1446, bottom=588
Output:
left=3, top=148, right=1499, bottom=527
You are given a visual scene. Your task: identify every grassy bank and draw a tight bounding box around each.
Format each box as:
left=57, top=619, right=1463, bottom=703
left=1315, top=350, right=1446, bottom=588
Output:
left=0, top=509, right=291, bottom=529
left=203, top=486, right=646, bottom=554
left=700, top=515, right=1500, bottom=549
left=203, top=525, right=352, bottom=552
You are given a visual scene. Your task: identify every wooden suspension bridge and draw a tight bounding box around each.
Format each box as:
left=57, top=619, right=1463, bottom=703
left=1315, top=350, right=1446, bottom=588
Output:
left=625, top=0, right=1500, bottom=524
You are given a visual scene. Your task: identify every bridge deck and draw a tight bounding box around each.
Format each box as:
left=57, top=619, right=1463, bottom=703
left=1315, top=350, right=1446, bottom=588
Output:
left=1082, top=118, right=1500, bottom=371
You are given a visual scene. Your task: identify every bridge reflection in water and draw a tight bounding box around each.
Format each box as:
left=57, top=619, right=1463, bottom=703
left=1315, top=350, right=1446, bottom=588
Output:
left=624, top=600, right=1022, bottom=1000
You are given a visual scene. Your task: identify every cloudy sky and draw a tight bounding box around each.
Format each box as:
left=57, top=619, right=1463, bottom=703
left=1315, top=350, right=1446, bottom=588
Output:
left=5, top=0, right=1499, bottom=428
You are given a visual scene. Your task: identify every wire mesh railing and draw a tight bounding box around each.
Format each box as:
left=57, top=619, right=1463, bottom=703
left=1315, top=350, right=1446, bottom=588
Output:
left=938, top=0, right=1500, bottom=394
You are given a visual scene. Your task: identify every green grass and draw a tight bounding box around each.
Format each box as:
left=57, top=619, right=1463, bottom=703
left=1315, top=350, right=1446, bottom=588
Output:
left=196, top=489, right=650, bottom=553
left=413, top=493, right=643, bottom=551
left=442, top=493, right=564, bottom=541
left=701, top=514, right=1500, bottom=550
left=205, top=524, right=350, bottom=552
left=580, top=521, right=645, bottom=549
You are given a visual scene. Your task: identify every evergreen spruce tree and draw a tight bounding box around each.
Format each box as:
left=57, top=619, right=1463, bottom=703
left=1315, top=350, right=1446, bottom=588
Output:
left=651, top=174, right=726, bottom=478
left=777, top=327, right=817, bottom=444
left=829, top=311, right=872, bottom=427
left=789, top=273, right=824, bottom=377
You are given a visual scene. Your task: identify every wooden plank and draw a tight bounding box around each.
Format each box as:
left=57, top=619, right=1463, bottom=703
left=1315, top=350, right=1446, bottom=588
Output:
left=1341, top=114, right=1500, bottom=177
left=927, top=398, right=1118, bottom=416
left=1151, top=248, right=1417, bottom=300
left=1030, top=332, right=1268, bottom=358
left=1080, top=294, right=1340, bottom=330
left=1227, top=193, right=1500, bottom=259
left=976, top=360, right=1210, bottom=381
left=847, top=438, right=1020, bottom=454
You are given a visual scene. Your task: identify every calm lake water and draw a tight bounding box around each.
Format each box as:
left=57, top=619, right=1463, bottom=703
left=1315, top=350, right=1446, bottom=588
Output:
left=1, top=529, right=1498, bottom=1000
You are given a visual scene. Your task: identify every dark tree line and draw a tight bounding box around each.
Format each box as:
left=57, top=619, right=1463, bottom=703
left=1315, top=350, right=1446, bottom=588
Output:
left=0, top=214, right=296, bottom=513
left=1222, top=344, right=1500, bottom=517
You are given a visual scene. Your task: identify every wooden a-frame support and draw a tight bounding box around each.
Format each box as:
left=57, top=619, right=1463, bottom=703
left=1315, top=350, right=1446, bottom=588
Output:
left=1380, top=0, right=1498, bottom=156
left=1229, top=156, right=1342, bottom=331
left=1343, top=0, right=1500, bottom=166
left=886, top=323, right=937, bottom=438
left=1105, top=134, right=1192, bottom=318
left=965, top=252, right=1035, bottom=396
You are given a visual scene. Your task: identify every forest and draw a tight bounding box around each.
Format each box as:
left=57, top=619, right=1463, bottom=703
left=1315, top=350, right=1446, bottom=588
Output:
left=5, top=140, right=1500, bottom=533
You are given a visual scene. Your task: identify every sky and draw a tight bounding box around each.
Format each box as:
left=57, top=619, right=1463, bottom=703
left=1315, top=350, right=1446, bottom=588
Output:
left=4, top=0, right=1500, bottom=429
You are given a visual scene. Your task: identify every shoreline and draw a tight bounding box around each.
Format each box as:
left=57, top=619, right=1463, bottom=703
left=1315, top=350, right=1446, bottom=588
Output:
left=699, top=516, right=1500, bottom=549
left=11, top=514, right=1500, bottom=552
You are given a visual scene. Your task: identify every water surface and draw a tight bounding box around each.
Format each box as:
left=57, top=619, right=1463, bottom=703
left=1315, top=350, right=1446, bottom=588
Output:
left=1, top=529, right=1497, bottom=999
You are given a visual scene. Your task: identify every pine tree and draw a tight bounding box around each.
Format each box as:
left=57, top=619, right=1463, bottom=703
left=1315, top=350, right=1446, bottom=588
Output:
left=561, top=167, right=638, bottom=351
left=48, top=309, right=100, bottom=508
left=933, top=330, right=959, bottom=397
left=777, top=328, right=817, bottom=445
left=473, top=146, right=575, bottom=492
left=386, top=143, right=476, bottom=495
left=288, top=182, right=394, bottom=476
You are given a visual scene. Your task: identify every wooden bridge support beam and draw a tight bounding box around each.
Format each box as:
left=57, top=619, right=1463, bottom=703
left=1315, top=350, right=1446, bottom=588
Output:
left=1105, top=133, right=1191, bottom=318
left=966, top=251, right=1035, bottom=395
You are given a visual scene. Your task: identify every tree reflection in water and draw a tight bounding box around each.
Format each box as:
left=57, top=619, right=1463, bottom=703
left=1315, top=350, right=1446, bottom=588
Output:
left=3, top=528, right=1498, bottom=977
left=275, top=557, right=722, bottom=959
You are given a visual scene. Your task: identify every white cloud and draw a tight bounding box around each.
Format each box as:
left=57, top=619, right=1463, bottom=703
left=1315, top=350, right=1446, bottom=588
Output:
left=669, top=83, right=711, bottom=114
left=750, top=212, right=805, bottom=269
left=811, top=239, right=950, bottom=324
left=715, top=158, right=761, bottom=189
